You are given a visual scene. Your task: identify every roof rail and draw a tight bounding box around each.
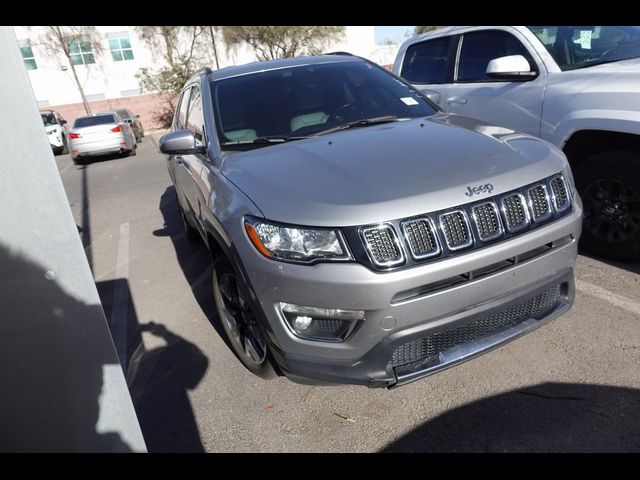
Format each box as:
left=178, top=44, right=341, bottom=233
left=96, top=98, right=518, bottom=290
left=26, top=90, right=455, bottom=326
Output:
left=323, top=51, right=354, bottom=56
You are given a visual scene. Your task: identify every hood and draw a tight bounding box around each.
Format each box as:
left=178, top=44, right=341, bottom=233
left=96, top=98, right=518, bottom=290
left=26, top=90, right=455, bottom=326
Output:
left=222, top=114, right=566, bottom=227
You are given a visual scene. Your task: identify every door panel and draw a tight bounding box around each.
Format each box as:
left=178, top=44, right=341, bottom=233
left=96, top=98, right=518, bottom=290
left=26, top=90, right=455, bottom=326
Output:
left=445, top=29, right=546, bottom=137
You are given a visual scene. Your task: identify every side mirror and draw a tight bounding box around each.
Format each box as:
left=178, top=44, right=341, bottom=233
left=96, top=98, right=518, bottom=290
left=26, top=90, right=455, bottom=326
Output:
left=418, top=88, right=441, bottom=105
left=159, top=129, right=205, bottom=155
left=135, top=114, right=140, bottom=118
left=126, top=118, right=133, bottom=124
left=60, top=119, right=67, bottom=125
left=486, top=55, right=537, bottom=80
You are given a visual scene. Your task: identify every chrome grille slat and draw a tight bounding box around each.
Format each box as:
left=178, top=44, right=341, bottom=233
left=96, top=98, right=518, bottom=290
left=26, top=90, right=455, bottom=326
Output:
left=401, top=218, right=440, bottom=259
left=550, top=175, right=570, bottom=212
left=501, top=192, right=530, bottom=232
left=438, top=210, right=473, bottom=251
left=471, top=201, right=503, bottom=241
left=527, top=184, right=552, bottom=222
left=361, top=225, right=404, bottom=267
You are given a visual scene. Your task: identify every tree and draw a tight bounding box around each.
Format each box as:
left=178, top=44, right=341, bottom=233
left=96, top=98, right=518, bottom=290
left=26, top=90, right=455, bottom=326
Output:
left=135, top=26, right=209, bottom=127
left=37, top=26, right=104, bottom=114
left=222, top=26, right=345, bottom=61
left=415, top=26, right=446, bottom=35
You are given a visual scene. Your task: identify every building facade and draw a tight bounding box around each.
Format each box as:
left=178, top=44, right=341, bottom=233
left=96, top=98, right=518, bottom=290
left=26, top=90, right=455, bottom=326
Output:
left=13, top=26, right=399, bottom=130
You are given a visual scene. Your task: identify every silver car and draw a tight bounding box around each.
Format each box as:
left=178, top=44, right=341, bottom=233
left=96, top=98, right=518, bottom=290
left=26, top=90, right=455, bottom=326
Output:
left=160, top=54, right=582, bottom=388
left=69, top=112, right=137, bottom=165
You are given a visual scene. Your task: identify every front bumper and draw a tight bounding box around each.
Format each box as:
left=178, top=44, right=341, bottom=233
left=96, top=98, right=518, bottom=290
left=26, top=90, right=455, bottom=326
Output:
left=235, top=200, right=582, bottom=388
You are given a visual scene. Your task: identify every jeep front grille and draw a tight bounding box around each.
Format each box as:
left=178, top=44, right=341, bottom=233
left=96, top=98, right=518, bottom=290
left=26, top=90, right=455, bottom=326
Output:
left=471, top=201, right=503, bottom=241
left=361, top=225, right=404, bottom=267
left=401, top=218, right=440, bottom=259
left=389, top=283, right=565, bottom=370
left=527, top=184, right=552, bottom=221
left=501, top=193, right=530, bottom=232
left=439, top=210, right=472, bottom=250
left=550, top=175, right=570, bottom=212
left=353, top=173, right=572, bottom=271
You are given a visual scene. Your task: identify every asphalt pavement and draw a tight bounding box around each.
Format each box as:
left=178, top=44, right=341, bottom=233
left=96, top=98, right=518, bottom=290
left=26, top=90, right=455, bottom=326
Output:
left=54, top=136, right=640, bottom=452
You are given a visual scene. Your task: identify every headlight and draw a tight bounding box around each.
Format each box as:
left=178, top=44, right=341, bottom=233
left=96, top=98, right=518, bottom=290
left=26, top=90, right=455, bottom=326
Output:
left=47, top=128, right=57, bottom=135
left=244, top=216, right=351, bottom=263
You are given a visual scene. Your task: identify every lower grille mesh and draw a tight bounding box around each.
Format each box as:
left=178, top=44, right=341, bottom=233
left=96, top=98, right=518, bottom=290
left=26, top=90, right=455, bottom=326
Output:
left=389, top=284, right=564, bottom=369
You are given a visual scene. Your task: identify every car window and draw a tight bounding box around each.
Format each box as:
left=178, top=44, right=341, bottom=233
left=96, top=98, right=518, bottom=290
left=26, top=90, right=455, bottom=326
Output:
left=528, top=26, right=640, bottom=71
left=211, top=61, right=438, bottom=147
left=176, top=88, right=192, bottom=129
left=400, top=36, right=453, bottom=84
left=185, top=86, right=205, bottom=145
left=73, top=114, right=116, bottom=128
left=457, top=30, right=536, bottom=82
left=41, top=113, right=57, bottom=126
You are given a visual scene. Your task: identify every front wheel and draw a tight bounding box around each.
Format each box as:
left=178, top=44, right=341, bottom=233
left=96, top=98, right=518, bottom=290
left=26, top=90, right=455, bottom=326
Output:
left=212, top=256, right=276, bottom=378
left=575, top=149, right=640, bottom=261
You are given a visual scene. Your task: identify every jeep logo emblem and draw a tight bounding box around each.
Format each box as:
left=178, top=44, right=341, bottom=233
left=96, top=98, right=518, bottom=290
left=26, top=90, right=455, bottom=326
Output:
left=465, top=183, right=494, bottom=197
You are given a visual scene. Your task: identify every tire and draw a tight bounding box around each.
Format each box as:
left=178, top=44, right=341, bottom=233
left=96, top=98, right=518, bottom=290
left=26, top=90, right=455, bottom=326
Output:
left=72, top=157, right=82, bottom=165
left=574, top=149, right=640, bottom=261
left=212, top=256, right=276, bottom=379
left=61, top=135, right=69, bottom=154
left=176, top=194, right=198, bottom=242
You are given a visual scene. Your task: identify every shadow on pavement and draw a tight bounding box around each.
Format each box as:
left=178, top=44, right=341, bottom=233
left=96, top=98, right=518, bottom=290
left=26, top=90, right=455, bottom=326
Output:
left=153, top=186, right=228, bottom=343
left=96, top=277, right=208, bottom=453
left=381, top=382, right=640, bottom=452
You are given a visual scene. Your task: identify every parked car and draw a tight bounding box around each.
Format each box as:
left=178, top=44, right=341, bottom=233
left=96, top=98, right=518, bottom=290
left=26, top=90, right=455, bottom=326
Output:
left=41, top=110, right=69, bottom=155
left=68, top=112, right=137, bottom=165
left=160, top=55, right=582, bottom=388
left=394, top=26, right=640, bottom=261
left=115, top=108, right=144, bottom=143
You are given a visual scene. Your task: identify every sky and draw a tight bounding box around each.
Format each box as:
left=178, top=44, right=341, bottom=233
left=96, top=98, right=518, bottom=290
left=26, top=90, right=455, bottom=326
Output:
left=374, top=26, right=416, bottom=45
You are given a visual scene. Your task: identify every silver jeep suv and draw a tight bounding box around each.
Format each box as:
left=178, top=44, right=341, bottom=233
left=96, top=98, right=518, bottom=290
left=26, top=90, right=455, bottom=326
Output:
left=160, top=54, right=582, bottom=388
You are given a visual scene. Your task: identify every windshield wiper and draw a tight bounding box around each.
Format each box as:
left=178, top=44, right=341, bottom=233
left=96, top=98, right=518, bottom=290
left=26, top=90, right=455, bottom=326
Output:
left=220, top=135, right=308, bottom=147
left=313, top=116, right=409, bottom=136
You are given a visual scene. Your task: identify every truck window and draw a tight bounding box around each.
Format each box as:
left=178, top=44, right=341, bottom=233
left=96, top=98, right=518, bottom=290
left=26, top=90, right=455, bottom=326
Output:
left=400, top=36, right=452, bottom=84
left=457, top=30, right=536, bottom=82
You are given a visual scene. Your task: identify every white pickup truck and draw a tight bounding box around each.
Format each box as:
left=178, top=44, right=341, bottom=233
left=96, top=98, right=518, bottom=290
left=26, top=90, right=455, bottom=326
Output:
left=393, top=26, right=640, bottom=261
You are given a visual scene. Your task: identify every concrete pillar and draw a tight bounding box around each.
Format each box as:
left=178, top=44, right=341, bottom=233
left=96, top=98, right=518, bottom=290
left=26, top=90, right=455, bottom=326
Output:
left=0, top=26, right=146, bottom=452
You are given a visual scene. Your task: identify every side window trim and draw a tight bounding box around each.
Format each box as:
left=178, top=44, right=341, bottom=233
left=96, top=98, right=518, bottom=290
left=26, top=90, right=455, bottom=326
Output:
left=400, top=35, right=456, bottom=85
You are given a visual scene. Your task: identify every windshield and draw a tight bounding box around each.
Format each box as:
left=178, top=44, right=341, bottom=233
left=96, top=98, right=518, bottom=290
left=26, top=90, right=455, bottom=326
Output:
left=115, top=109, right=130, bottom=119
left=210, top=61, right=437, bottom=148
left=528, top=26, right=640, bottom=71
left=73, top=114, right=116, bottom=128
left=41, top=113, right=57, bottom=126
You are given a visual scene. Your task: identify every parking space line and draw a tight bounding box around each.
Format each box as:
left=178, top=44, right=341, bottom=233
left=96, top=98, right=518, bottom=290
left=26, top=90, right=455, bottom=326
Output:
left=576, top=279, right=640, bottom=316
left=111, top=222, right=130, bottom=371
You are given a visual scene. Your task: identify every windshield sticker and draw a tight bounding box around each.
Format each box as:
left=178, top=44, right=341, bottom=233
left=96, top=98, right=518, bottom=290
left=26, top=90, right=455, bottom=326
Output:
left=401, top=97, right=419, bottom=106
left=579, top=30, right=592, bottom=49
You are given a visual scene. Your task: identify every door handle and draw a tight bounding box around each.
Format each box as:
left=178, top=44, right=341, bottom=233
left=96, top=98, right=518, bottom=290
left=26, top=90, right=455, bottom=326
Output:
left=447, top=96, right=468, bottom=106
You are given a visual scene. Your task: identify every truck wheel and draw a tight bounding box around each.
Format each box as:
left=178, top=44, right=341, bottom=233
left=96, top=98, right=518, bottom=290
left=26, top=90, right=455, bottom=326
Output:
left=574, top=149, right=640, bottom=261
left=212, top=256, right=277, bottom=379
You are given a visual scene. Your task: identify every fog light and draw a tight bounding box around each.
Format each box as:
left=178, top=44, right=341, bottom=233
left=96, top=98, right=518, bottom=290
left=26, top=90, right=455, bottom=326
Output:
left=278, top=303, right=364, bottom=341
left=293, top=315, right=313, bottom=330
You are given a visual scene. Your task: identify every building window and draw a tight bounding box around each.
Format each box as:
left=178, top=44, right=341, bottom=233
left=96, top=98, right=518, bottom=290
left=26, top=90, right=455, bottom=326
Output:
left=108, top=34, right=134, bottom=62
left=68, top=39, right=96, bottom=65
left=19, top=40, right=37, bottom=70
